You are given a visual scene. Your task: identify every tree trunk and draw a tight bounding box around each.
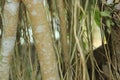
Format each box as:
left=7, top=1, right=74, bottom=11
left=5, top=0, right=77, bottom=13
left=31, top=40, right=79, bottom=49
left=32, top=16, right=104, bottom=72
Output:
left=23, top=0, right=60, bottom=80
left=0, top=0, right=19, bottom=80
left=56, top=0, right=72, bottom=79
left=111, top=10, right=120, bottom=79
left=98, top=0, right=120, bottom=79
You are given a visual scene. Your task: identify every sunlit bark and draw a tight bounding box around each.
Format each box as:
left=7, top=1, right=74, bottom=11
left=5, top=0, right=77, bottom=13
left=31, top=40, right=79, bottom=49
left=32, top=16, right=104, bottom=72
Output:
left=0, top=0, right=19, bottom=80
left=22, top=0, right=60, bottom=80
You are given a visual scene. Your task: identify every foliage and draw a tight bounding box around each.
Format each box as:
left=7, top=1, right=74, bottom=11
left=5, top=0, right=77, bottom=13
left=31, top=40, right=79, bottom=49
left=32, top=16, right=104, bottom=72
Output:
left=0, top=0, right=120, bottom=80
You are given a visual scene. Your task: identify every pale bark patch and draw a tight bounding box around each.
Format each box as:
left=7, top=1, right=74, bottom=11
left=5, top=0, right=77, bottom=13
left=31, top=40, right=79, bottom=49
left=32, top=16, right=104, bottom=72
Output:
left=1, top=57, right=9, bottom=63
left=31, top=10, right=37, bottom=16
left=4, top=2, right=19, bottom=15
left=33, top=0, right=42, bottom=4
left=106, top=0, right=113, bottom=4
left=1, top=37, right=16, bottom=57
left=27, top=4, right=31, bottom=8
left=42, top=48, right=46, bottom=53
left=35, top=25, right=45, bottom=33
left=42, top=63, right=57, bottom=74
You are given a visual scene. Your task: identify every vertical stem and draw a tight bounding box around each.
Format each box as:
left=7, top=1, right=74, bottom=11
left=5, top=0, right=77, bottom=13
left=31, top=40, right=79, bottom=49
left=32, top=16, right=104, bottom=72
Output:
left=23, top=0, right=60, bottom=80
left=0, top=0, right=19, bottom=80
left=73, top=1, right=87, bottom=80
left=56, top=0, right=71, bottom=79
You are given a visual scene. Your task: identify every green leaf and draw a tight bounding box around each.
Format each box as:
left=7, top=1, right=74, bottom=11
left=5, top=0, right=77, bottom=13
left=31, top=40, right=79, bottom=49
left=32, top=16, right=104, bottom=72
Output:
left=106, top=19, right=111, bottom=28
left=100, top=11, right=111, bottom=18
left=106, top=19, right=111, bottom=34
left=111, top=21, right=114, bottom=26
left=107, top=28, right=111, bottom=34
left=94, top=9, right=101, bottom=26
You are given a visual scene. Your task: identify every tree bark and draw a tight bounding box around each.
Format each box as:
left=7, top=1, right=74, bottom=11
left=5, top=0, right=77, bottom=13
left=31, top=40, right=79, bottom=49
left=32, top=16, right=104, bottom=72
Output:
left=111, top=9, right=120, bottom=79
left=22, top=0, right=60, bottom=80
left=0, top=0, right=19, bottom=80
left=99, top=0, right=120, bottom=79
left=56, top=0, right=71, bottom=79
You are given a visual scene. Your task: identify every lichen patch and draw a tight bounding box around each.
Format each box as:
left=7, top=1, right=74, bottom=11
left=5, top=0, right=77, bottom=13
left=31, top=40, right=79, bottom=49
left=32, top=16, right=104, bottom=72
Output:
left=2, top=57, right=9, bottom=63
left=27, top=4, right=31, bottom=8
left=31, top=10, right=37, bottom=16
left=5, top=2, right=19, bottom=15
left=33, top=0, right=42, bottom=4
left=1, top=37, right=16, bottom=56
left=106, top=0, right=113, bottom=4
left=42, top=48, right=46, bottom=53
left=7, top=0, right=18, bottom=2
left=35, top=25, right=45, bottom=33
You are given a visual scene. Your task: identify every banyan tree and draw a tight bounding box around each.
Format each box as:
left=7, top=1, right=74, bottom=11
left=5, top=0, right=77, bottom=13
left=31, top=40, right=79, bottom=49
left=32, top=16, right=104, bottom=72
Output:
left=0, top=0, right=120, bottom=80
